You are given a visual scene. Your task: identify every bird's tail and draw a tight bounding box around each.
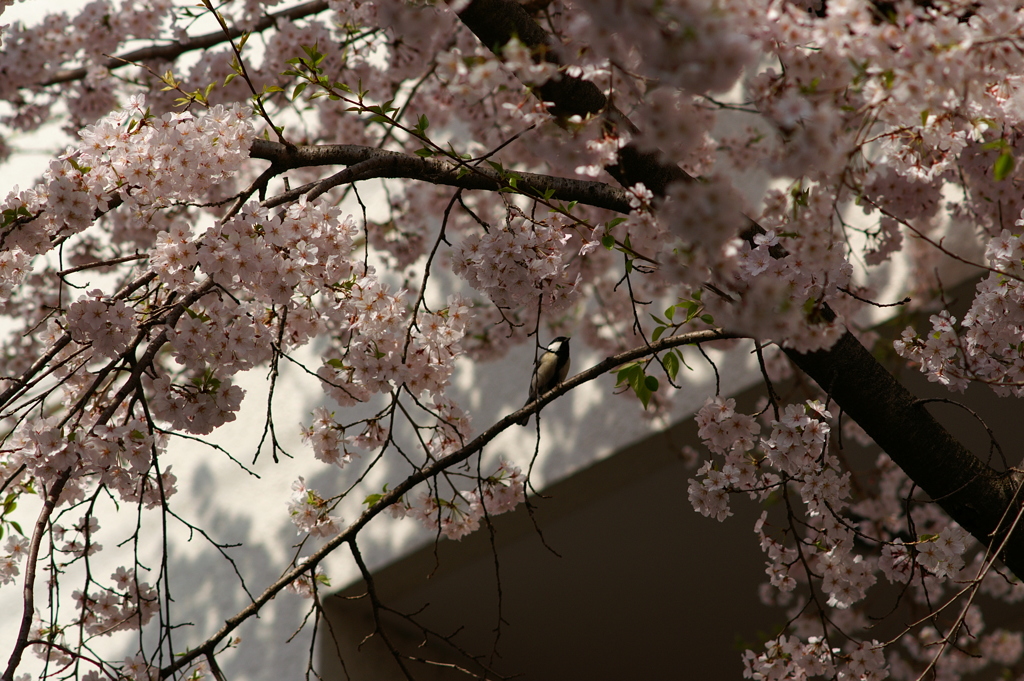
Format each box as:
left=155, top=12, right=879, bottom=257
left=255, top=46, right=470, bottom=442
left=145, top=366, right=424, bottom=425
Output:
left=515, top=399, right=531, bottom=426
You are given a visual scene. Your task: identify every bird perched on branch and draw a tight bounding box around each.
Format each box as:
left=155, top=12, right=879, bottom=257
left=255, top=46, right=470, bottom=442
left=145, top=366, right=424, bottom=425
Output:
left=516, top=337, right=571, bottom=426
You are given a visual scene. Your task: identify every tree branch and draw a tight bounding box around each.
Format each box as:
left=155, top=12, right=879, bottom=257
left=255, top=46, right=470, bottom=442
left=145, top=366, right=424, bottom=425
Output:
left=249, top=139, right=634, bottom=213
left=784, top=334, right=1024, bottom=569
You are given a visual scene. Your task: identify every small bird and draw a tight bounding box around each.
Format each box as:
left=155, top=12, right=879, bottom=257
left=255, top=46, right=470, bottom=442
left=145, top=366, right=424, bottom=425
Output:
left=516, top=336, right=571, bottom=426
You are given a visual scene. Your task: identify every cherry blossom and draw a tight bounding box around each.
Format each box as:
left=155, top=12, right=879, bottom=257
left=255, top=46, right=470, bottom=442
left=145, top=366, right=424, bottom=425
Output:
left=3, top=0, right=1024, bottom=679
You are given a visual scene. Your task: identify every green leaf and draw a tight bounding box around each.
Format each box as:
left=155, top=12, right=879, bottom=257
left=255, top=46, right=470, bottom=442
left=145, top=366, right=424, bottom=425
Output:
left=364, top=493, right=383, bottom=506
left=415, top=114, right=429, bottom=134
left=414, top=147, right=435, bottom=158
left=652, top=326, right=665, bottom=342
left=700, top=314, right=715, bottom=324
left=615, top=362, right=660, bottom=409
left=67, top=158, right=92, bottom=174
left=601, top=235, right=615, bottom=249
left=302, top=43, right=322, bottom=61
left=292, top=82, right=308, bottom=100
left=994, top=151, right=1014, bottom=182
left=635, top=379, right=652, bottom=409
left=664, top=351, right=679, bottom=381
left=676, top=349, right=694, bottom=372
left=614, top=363, right=642, bottom=388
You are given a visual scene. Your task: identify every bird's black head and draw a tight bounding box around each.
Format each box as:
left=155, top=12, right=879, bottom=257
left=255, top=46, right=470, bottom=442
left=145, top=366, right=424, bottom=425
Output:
left=547, top=336, right=570, bottom=355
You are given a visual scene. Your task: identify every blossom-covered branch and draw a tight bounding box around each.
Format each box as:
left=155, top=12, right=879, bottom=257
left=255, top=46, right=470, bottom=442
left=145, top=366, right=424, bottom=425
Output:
left=249, top=139, right=634, bottom=213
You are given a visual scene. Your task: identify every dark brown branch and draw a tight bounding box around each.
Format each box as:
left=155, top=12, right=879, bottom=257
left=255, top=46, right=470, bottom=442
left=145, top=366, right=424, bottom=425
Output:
left=250, top=139, right=633, bottom=213
left=56, top=253, right=148, bottom=278
left=784, top=334, right=1024, bottom=568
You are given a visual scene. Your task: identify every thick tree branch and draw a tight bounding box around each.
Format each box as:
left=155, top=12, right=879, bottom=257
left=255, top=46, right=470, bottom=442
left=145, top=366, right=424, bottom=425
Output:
left=785, top=335, right=1024, bottom=567
left=249, top=138, right=634, bottom=213
left=452, top=0, right=1024, bottom=577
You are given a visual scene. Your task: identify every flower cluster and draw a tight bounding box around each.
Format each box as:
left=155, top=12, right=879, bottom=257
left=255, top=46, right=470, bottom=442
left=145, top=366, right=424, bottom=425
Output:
left=70, top=567, right=158, bottom=636
left=302, top=406, right=361, bottom=469
left=435, top=46, right=524, bottom=102
left=390, top=459, right=526, bottom=541
left=743, top=635, right=886, bottom=681
left=452, top=213, right=580, bottom=316
left=708, top=188, right=852, bottom=353
left=0, top=97, right=254, bottom=297
left=287, top=567, right=329, bottom=599
left=564, top=0, right=753, bottom=95
left=896, top=225, right=1024, bottom=395
left=0, top=536, right=28, bottom=586
left=66, top=289, right=136, bottom=359
left=288, top=477, right=342, bottom=539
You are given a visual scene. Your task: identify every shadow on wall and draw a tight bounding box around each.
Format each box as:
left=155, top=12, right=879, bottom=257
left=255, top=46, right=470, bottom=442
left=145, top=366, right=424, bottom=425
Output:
left=318, top=402, right=779, bottom=681
left=111, top=460, right=320, bottom=680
